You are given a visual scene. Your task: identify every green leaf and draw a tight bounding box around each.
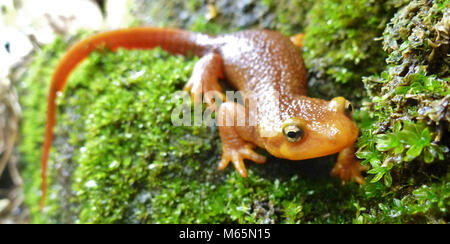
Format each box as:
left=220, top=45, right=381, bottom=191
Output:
left=406, top=144, right=424, bottom=160
left=367, top=168, right=380, bottom=174
left=355, top=150, right=372, bottom=159
left=370, top=158, right=381, bottom=168
left=420, top=128, right=431, bottom=144
left=398, top=130, right=419, bottom=145
left=423, top=148, right=434, bottom=163
left=393, top=122, right=402, bottom=133
left=371, top=171, right=385, bottom=183
left=375, top=133, right=404, bottom=154
left=394, top=86, right=410, bottom=95
left=375, top=134, right=393, bottom=151
left=393, top=144, right=405, bottom=154
left=383, top=172, right=392, bottom=187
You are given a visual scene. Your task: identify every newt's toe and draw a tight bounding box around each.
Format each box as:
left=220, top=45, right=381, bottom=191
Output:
left=218, top=144, right=266, bottom=178
left=331, top=160, right=368, bottom=184
left=290, top=33, right=305, bottom=48
left=332, top=146, right=368, bottom=184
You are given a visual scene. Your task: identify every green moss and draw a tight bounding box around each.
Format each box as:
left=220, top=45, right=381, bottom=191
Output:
left=65, top=49, right=214, bottom=223
left=18, top=37, right=72, bottom=223
left=358, top=0, right=449, bottom=184
left=302, top=0, right=409, bottom=100
left=355, top=175, right=450, bottom=224
left=353, top=0, right=449, bottom=223
left=259, top=0, right=314, bottom=35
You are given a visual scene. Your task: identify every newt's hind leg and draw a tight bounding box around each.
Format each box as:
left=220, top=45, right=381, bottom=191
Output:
left=331, top=146, right=368, bottom=184
left=217, top=102, right=266, bottom=177
left=183, top=52, right=224, bottom=111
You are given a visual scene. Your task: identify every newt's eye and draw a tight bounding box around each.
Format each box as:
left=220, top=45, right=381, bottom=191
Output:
left=345, top=101, right=353, bottom=117
left=282, top=124, right=304, bottom=143
left=329, top=97, right=353, bottom=117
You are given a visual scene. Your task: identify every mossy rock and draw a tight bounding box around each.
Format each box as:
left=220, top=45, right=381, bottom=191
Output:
left=129, top=0, right=314, bottom=35
left=19, top=0, right=449, bottom=223
left=355, top=0, right=449, bottom=223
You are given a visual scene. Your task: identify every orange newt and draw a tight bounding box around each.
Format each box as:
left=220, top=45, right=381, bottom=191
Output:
left=40, top=27, right=366, bottom=208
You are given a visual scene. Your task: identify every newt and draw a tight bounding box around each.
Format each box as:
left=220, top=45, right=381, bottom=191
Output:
left=40, top=27, right=366, bottom=208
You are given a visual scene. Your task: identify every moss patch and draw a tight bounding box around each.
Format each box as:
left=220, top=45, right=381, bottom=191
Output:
left=19, top=37, right=71, bottom=223
left=355, top=0, right=449, bottom=223
left=302, top=0, right=411, bottom=101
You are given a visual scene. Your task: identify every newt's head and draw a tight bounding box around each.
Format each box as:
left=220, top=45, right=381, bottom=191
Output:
left=260, top=96, right=358, bottom=160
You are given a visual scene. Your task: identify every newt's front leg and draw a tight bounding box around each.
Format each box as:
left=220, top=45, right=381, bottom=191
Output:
left=183, top=52, right=224, bottom=111
left=183, top=53, right=265, bottom=177
left=217, top=102, right=266, bottom=177
left=331, top=146, right=368, bottom=184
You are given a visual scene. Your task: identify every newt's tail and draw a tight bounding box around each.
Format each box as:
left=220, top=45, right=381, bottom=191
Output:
left=40, top=27, right=213, bottom=209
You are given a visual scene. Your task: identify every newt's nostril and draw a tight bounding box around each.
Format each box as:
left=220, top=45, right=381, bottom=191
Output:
left=4, top=41, right=10, bottom=53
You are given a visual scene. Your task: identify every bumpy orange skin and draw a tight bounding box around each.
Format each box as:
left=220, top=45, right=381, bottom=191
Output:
left=41, top=27, right=365, bottom=209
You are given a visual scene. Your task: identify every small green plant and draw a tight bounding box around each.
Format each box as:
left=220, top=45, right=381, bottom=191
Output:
left=303, top=0, right=407, bottom=85
left=358, top=121, right=448, bottom=187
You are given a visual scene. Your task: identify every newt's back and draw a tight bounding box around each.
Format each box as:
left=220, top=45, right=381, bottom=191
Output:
left=215, top=30, right=308, bottom=96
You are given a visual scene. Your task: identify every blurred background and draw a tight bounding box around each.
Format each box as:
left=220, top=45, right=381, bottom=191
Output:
left=0, top=0, right=114, bottom=223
